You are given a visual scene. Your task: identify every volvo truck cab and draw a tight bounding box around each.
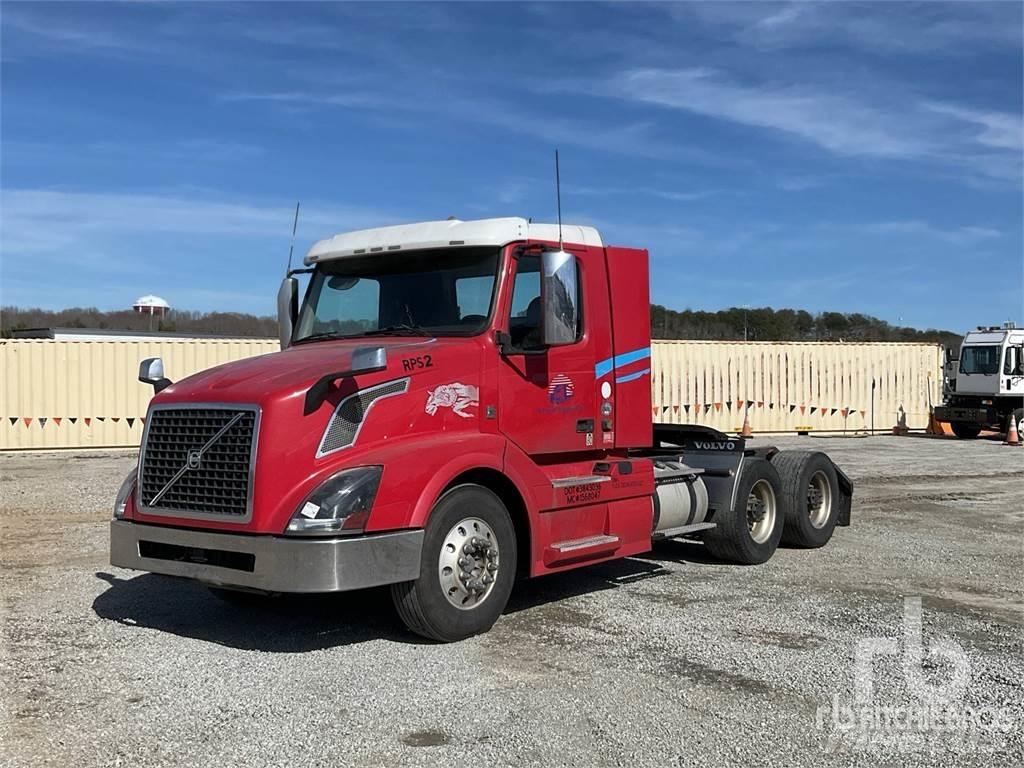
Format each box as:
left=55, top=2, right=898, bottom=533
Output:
left=111, top=217, right=852, bottom=641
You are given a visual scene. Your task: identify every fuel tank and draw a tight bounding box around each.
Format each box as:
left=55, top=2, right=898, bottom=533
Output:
left=652, top=458, right=710, bottom=533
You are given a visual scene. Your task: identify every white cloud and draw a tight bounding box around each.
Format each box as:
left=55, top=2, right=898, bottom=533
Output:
left=0, top=189, right=397, bottom=257
left=611, top=68, right=932, bottom=158
left=863, top=220, right=1002, bottom=245
left=566, top=185, right=720, bottom=203
left=670, top=2, right=1022, bottom=54
left=577, top=67, right=1021, bottom=183
left=924, top=103, right=1023, bottom=152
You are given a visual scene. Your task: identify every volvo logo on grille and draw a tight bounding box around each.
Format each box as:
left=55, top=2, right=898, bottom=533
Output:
left=186, top=449, right=202, bottom=470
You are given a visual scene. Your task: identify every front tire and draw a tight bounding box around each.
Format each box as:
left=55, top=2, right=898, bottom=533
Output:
left=774, top=451, right=840, bottom=548
left=703, top=458, right=785, bottom=565
left=391, top=484, right=516, bottom=642
left=951, top=422, right=982, bottom=439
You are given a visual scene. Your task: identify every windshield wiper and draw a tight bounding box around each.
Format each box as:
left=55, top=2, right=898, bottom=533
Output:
left=294, top=324, right=431, bottom=344
left=293, top=331, right=354, bottom=344
left=361, top=324, right=431, bottom=337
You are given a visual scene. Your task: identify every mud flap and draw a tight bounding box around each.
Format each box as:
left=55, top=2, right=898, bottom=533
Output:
left=834, top=464, right=854, bottom=526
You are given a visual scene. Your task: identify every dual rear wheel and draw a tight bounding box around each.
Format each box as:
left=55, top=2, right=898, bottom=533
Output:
left=703, top=451, right=842, bottom=564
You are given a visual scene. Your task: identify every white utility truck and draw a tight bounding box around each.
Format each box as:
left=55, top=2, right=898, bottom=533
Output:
left=935, top=322, right=1024, bottom=438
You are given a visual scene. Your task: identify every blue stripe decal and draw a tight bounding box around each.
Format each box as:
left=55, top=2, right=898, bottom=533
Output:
left=615, top=368, right=650, bottom=384
left=595, top=346, right=651, bottom=379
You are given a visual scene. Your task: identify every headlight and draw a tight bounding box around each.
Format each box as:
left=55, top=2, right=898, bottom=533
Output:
left=114, top=468, right=137, bottom=519
left=285, top=466, right=382, bottom=536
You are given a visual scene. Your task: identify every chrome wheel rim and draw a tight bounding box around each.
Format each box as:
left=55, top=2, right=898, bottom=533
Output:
left=807, top=470, right=833, bottom=529
left=746, top=479, right=776, bottom=544
left=438, top=517, right=499, bottom=610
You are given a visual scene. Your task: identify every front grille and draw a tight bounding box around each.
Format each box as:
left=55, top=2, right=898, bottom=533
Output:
left=139, top=407, right=257, bottom=518
left=317, top=378, right=409, bottom=457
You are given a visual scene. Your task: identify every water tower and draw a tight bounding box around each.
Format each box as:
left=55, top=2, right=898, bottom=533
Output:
left=132, top=295, right=170, bottom=330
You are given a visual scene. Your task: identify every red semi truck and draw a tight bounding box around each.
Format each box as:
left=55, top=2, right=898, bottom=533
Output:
left=111, top=217, right=852, bottom=641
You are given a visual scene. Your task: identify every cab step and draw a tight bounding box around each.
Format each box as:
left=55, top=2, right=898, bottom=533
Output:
left=651, top=522, right=716, bottom=541
left=544, top=534, right=620, bottom=566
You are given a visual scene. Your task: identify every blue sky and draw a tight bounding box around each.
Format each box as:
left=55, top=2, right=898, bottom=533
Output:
left=1, top=1, right=1021, bottom=332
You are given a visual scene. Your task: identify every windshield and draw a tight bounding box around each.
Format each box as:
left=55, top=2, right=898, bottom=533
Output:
left=959, top=345, right=1000, bottom=375
left=294, top=247, right=500, bottom=342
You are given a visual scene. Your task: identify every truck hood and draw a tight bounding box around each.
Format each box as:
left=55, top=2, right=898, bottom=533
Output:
left=156, top=337, right=453, bottom=405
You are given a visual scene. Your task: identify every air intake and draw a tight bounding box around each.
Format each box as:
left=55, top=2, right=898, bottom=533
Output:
left=317, top=378, right=410, bottom=457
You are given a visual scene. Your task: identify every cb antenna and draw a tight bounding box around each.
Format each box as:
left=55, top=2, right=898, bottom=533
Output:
left=555, top=149, right=563, bottom=250
left=285, top=201, right=301, bottom=274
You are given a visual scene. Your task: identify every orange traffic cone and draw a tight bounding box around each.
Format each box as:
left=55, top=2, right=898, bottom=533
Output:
left=1004, top=414, right=1021, bottom=446
left=926, top=408, right=951, bottom=436
left=740, top=407, right=753, bottom=438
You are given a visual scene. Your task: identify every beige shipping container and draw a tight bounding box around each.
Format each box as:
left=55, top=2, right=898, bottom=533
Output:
left=0, top=339, right=277, bottom=450
left=0, top=338, right=943, bottom=450
left=651, top=340, right=943, bottom=434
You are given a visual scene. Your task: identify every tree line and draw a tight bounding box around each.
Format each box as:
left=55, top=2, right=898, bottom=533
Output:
left=650, top=305, right=962, bottom=348
left=0, top=306, right=279, bottom=338
left=1, top=304, right=962, bottom=348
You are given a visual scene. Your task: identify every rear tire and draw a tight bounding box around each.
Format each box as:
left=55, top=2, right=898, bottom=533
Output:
left=951, top=422, right=982, bottom=439
left=774, top=451, right=840, bottom=548
left=703, top=458, right=784, bottom=565
left=391, top=484, right=516, bottom=642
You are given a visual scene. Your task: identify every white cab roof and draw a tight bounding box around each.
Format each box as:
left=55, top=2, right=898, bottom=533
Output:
left=304, top=217, right=603, bottom=264
left=964, top=328, right=1023, bottom=344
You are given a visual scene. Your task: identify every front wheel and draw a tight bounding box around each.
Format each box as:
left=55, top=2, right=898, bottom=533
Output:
left=391, top=484, right=516, bottom=642
left=703, top=458, right=785, bottom=564
left=951, top=422, right=982, bottom=439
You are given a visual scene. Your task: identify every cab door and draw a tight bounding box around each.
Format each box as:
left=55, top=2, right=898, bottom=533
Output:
left=496, top=244, right=613, bottom=456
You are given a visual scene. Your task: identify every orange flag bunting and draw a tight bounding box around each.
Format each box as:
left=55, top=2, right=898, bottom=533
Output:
left=53, top=417, right=62, bottom=426
left=23, top=418, right=32, bottom=427
left=714, top=402, right=722, bottom=411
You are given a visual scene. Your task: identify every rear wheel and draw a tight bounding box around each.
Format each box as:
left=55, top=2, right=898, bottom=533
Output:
left=703, top=458, right=785, bottom=564
left=951, top=422, right=982, bottom=439
left=774, top=451, right=840, bottom=548
left=391, top=484, right=516, bottom=642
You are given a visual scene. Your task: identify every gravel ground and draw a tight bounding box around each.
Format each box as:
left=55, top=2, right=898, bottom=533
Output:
left=1, top=435, right=1021, bottom=767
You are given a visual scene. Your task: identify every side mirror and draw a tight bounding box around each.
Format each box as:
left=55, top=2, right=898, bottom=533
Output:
left=541, top=250, right=579, bottom=347
left=277, top=276, right=298, bottom=349
left=139, top=357, right=172, bottom=394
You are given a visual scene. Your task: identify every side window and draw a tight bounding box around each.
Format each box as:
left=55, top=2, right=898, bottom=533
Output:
left=1006, top=346, right=1024, bottom=376
left=455, top=275, right=493, bottom=322
left=507, top=253, right=582, bottom=350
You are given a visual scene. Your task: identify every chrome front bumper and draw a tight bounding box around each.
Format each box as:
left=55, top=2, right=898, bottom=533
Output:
left=110, top=520, right=424, bottom=593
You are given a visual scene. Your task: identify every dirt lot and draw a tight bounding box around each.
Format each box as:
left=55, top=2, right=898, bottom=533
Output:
left=1, top=435, right=1021, bottom=767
